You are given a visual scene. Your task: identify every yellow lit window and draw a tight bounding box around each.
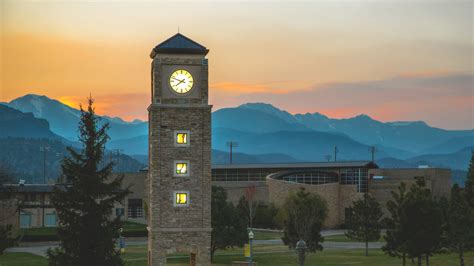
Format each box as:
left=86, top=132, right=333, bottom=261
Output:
left=175, top=193, right=188, bottom=205
left=176, top=133, right=187, bottom=144
left=176, top=163, right=187, bottom=175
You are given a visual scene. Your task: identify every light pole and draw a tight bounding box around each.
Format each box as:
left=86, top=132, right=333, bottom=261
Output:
left=39, top=146, right=50, bottom=184
left=39, top=146, right=50, bottom=228
left=296, top=239, right=307, bottom=266
left=248, top=230, right=254, bottom=266
left=119, top=227, right=125, bottom=254
left=369, top=146, right=376, bottom=162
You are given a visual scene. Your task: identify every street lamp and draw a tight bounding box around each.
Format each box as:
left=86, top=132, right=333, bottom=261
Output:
left=248, top=230, right=254, bottom=266
left=119, top=228, right=125, bottom=254
left=296, top=239, right=307, bottom=266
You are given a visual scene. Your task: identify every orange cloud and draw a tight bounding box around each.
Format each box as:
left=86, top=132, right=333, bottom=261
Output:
left=211, top=80, right=313, bottom=95
left=398, top=70, right=452, bottom=78
left=58, top=93, right=149, bottom=121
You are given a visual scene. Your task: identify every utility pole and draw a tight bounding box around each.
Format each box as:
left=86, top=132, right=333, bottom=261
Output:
left=40, top=146, right=50, bottom=184
left=226, top=141, right=239, bottom=164
left=39, top=146, right=50, bottom=228
left=334, top=146, right=338, bottom=162
left=369, top=146, right=376, bottom=162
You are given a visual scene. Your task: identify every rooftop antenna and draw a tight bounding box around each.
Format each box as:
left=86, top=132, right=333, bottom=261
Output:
left=178, top=26, right=180, bottom=33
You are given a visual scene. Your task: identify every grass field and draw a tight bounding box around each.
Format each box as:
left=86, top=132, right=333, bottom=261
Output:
left=20, top=221, right=146, bottom=236
left=0, top=253, right=48, bottom=266
left=324, top=234, right=385, bottom=243
left=18, top=221, right=147, bottom=241
left=252, top=230, right=282, bottom=240
left=3, top=245, right=472, bottom=266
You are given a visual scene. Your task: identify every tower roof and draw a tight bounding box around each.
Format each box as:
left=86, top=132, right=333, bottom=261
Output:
left=150, top=33, right=209, bottom=58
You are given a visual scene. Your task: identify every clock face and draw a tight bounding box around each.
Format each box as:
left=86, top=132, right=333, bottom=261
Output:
left=169, top=69, right=194, bottom=94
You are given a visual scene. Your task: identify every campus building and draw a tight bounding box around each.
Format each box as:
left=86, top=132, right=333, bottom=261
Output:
left=1, top=162, right=451, bottom=230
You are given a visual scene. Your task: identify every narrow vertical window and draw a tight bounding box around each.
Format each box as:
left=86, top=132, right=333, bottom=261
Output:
left=174, top=160, right=190, bottom=177
left=176, top=163, right=187, bottom=174
left=174, top=130, right=190, bottom=147
left=174, top=191, right=189, bottom=207
left=177, top=133, right=187, bottom=144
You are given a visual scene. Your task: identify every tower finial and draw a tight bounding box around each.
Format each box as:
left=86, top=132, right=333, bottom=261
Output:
left=178, top=26, right=180, bottom=33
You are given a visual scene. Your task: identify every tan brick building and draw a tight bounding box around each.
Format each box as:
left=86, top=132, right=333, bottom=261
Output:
left=1, top=163, right=452, bottom=233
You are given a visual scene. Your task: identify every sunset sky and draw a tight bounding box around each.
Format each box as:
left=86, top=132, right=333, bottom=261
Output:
left=1, top=0, right=472, bottom=129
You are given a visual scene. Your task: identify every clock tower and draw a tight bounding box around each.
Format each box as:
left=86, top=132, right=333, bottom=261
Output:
left=148, top=33, right=212, bottom=266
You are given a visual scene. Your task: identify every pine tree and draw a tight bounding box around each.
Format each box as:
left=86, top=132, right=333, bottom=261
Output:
left=403, top=179, right=443, bottom=266
left=465, top=151, right=474, bottom=208
left=383, top=182, right=409, bottom=265
left=210, top=186, right=247, bottom=262
left=444, top=184, right=474, bottom=266
left=345, top=192, right=383, bottom=256
left=47, top=97, right=130, bottom=266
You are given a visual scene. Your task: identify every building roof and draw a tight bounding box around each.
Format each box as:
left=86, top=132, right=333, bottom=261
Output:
left=212, top=161, right=378, bottom=170
left=139, top=161, right=378, bottom=172
left=150, top=33, right=209, bottom=57
left=0, top=184, right=55, bottom=193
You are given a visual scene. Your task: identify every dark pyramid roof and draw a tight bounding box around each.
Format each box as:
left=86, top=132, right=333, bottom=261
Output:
left=150, top=33, right=209, bottom=58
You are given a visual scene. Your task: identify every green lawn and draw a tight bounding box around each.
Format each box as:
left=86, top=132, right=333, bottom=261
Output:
left=122, top=221, right=147, bottom=234
left=0, top=253, right=48, bottom=266
left=19, top=221, right=147, bottom=241
left=324, top=234, right=385, bottom=243
left=2, top=248, right=472, bottom=266
left=253, top=230, right=282, bottom=240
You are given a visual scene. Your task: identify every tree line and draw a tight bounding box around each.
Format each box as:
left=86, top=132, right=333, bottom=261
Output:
left=212, top=153, right=474, bottom=266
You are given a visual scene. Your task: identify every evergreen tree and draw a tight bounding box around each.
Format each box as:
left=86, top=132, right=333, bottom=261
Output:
left=0, top=161, right=19, bottom=254
left=383, top=182, right=410, bottom=265
left=465, top=151, right=474, bottom=208
left=444, top=184, right=474, bottom=266
left=47, top=98, right=129, bottom=266
left=403, top=179, right=443, bottom=266
left=210, top=186, right=247, bottom=262
left=345, top=192, right=383, bottom=256
left=277, top=188, right=328, bottom=252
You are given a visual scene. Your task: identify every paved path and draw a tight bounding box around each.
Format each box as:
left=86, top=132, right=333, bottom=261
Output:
left=6, top=230, right=383, bottom=258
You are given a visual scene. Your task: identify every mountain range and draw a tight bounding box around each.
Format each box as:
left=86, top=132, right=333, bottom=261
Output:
left=5, top=94, right=148, bottom=141
left=1, top=94, right=473, bottom=185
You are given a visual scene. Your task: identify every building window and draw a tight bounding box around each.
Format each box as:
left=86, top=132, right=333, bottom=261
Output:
left=45, top=213, right=57, bottom=227
left=20, top=212, right=32, bottom=228
left=174, top=131, right=190, bottom=147
left=116, top=208, right=125, bottom=217
left=128, top=199, right=143, bottom=218
left=174, top=191, right=189, bottom=207
left=174, top=160, right=190, bottom=177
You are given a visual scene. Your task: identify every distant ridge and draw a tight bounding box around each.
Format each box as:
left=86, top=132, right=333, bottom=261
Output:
left=6, top=94, right=148, bottom=141
left=3, top=94, right=473, bottom=173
